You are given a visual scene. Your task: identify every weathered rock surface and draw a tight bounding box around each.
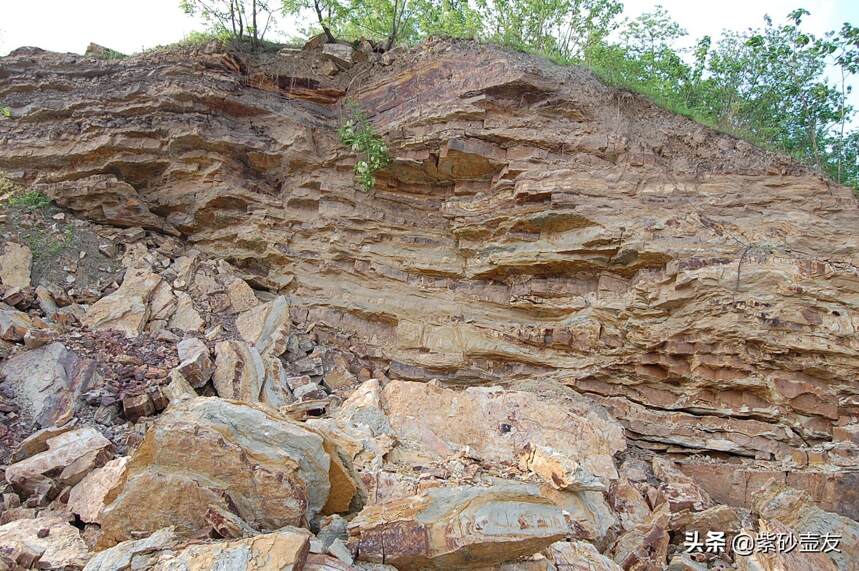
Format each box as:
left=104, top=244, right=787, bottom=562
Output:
left=0, top=342, right=95, bottom=427
left=0, top=241, right=31, bottom=288
left=175, top=337, right=213, bottom=387
left=152, top=528, right=311, bottom=570
left=752, top=483, right=859, bottom=571
left=2, top=39, right=856, bottom=522
left=96, top=397, right=332, bottom=548
left=348, top=483, right=570, bottom=569
left=6, top=426, right=113, bottom=496
left=0, top=515, right=91, bottom=570
left=68, top=456, right=129, bottom=524
left=1, top=37, right=859, bottom=570
left=82, top=267, right=163, bottom=337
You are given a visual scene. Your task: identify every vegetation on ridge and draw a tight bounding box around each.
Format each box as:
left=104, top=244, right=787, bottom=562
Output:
left=178, top=1, right=859, bottom=190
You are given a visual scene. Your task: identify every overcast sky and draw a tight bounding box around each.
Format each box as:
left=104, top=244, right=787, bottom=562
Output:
left=1, top=1, right=857, bottom=56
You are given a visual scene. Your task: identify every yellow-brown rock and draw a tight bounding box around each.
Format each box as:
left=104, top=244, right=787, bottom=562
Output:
left=1, top=36, right=859, bottom=564
left=0, top=241, right=31, bottom=288
left=0, top=515, right=91, bottom=570
left=96, top=397, right=331, bottom=548
left=82, top=267, right=162, bottom=337
left=151, top=528, right=311, bottom=571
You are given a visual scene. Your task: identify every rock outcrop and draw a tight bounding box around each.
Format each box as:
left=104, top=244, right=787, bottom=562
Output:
left=0, top=37, right=857, bottom=570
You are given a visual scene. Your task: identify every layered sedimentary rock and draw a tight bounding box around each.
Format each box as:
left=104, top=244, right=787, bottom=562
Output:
left=1, top=36, right=858, bottom=532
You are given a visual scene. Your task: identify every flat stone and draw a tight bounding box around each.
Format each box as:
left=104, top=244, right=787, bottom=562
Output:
left=168, top=292, right=204, bottom=332
left=82, top=267, right=163, bottom=337
left=0, top=515, right=90, bottom=570
left=235, top=295, right=290, bottom=356
left=0, top=241, right=32, bottom=288
left=6, top=426, right=113, bottom=496
left=68, top=456, right=129, bottom=524
left=348, top=482, right=570, bottom=569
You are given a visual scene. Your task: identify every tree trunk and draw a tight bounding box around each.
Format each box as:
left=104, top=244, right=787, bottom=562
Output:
left=314, top=0, right=336, bottom=43
left=252, top=0, right=258, bottom=51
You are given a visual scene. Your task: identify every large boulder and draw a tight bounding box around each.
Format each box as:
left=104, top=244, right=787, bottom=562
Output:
left=0, top=342, right=96, bottom=427
left=372, top=380, right=623, bottom=485
left=348, top=482, right=571, bottom=570
left=96, top=397, right=333, bottom=548
left=82, top=267, right=163, bottom=337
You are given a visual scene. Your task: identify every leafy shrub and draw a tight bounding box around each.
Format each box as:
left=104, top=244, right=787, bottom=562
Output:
left=7, top=190, right=52, bottom=211
left=0, top=106, right=10, bottom=118
left=338, top=104, right=391, bottom=191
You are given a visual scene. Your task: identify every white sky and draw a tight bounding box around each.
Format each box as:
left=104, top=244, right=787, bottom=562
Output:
left=1, top=0, right=856, bottom=57
left=1, top=1, right=857, bottom=117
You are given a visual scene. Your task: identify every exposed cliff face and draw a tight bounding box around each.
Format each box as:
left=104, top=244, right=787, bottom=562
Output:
left=1, top=36, right=858, bottom=530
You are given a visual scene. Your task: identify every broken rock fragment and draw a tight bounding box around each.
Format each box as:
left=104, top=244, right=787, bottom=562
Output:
left=176, top=337, right=213, bottom=387
left=68, top=456, right=129, bottom=524
left=6, top=426, right=113, bottom=497
left=0, top=515, right=91, bottom=570
left=151, top=527, right=312, bottom=570
left=235, top=295, right=290, bottom=356
left=0, top=241, right=32, bottom=288
left=381, top=380, right=623, bottom=483
left=82, top=267, right=162, bottom=337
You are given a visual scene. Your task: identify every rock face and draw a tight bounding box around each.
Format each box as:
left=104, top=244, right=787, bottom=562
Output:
left=1, top=39, right=856, bottom=523
left=96, top=397, right=332, bottom=548
left=1, top=37, right=859, bottom=570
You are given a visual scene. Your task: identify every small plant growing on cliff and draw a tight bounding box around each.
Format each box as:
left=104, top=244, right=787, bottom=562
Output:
left=0, top=106, right=10, bottom=118
left=338, top=104, right=391, bottom=191
left=7, top=190, right=51, bottom=211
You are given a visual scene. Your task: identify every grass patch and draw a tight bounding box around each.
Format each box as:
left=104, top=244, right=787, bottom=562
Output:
left=19, top=223, right=74, bottom=261
left=7, top=190, right=51, bottom=211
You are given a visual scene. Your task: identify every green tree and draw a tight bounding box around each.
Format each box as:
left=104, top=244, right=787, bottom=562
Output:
left=180, top=0, right=277, bottom=49
left=411, top=0, right=482, bottom=40
left=477, top=0, right=622, bottom=61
